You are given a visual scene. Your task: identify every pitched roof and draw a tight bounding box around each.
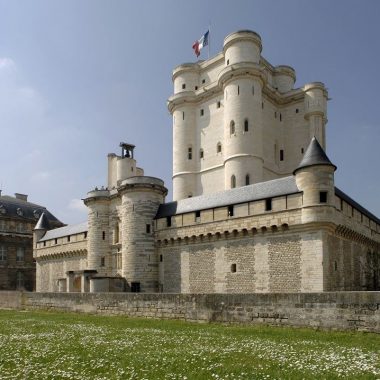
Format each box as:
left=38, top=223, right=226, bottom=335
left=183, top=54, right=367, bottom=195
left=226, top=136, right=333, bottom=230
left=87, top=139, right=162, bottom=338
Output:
left=155, top=176, right=300, bottom=219
left=294, top=137, right=336, bottom=174
left=38, top=222, right=88, bottom=242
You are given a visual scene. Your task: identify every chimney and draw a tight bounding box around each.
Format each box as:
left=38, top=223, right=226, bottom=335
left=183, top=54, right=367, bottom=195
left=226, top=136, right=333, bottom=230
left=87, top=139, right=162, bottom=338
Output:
left=15, top=193, right=28, bottom=202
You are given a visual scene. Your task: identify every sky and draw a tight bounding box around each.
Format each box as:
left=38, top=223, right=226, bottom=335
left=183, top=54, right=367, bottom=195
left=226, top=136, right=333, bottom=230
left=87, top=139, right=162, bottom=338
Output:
left=0, top=0, right=379, bottom=224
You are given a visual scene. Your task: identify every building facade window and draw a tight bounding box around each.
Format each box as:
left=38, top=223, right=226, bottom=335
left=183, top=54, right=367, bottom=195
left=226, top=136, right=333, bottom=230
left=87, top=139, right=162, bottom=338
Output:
left=230, top=120, right=235, bottom=135
left=217, top=101, right=221, bottom=108
left=188, top=147, right=192, bottom=160
left=100, top=257, right=105, bottom=267
left=166, top=216, right=171, bottom=227
left=231, top=264, right=237, bottom=273
left=200, top=109, right=204, bottom=116
left=245, top=174, right=250, bottom=186
left=252, top=85, right=255, bottom=95
left=16, top=272, right=24, bottom=289
left=228, top=205, right=234, bottom=217
left=265, top=198, right=272, bottom=211
left=217, top=143, right=222, bottom=153
left=102, top=231, right=106, bottom=240
left=146, top=224, right=151, bottom=234
left=231, top=175, right=236, bottom=189
left=182, top=83, right=186, bottom=89
left=0, top=246, right=6, bottom=261
left=16, top=247, right=24, bottom=262
left=199, top=149, right=204, bottom=159
left=280, top=149, right=284, bottom=161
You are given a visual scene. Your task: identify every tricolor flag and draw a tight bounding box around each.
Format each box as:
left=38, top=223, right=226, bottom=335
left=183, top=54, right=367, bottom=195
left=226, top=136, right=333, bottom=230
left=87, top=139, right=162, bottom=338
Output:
left=192, top=30, right=209, bottom=58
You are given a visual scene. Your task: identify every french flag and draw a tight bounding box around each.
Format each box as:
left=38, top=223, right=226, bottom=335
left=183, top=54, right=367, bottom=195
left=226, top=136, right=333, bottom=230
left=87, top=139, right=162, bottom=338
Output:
left=192, top=30, right=209, bottom=58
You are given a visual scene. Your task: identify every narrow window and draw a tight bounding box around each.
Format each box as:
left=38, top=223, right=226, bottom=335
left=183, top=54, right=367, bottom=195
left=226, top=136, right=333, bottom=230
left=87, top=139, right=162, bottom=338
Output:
left=320, top=191, right=328, bottom=203
left=217, top=101, right=221, bottom=108
left=226, top=59, right=229, bottom=65
left=228, top=205, right=234, bottom=217
left=160, top=254, right=163, bottom=262
left=182, top=83, right=186, bottom=89
left=230, top=120, right=235, bottom=135
left=217, top=143, right=222, bottom=153
left=280, top=149, right=284, bottom=161
left=202, top=79, right=205, bottom=84
left=231, top=264, right=237, bottom=273
left=261, top=102, right=264, bottom=109
left=188, top=194, right=193, bottom=198
left=274, top=111, right=277, bottom=119
left=280, top=113, right=282, bottom=121
left=265, top=198, right=272, bottom=211
left=296, top=108, right=299, bottom=113
left=102, top=231, right=105, bottom=240
left=84, top=232, right=87, bottom=239
left=16, top=272, right=24, bottom=289
left=244, top=119, right=249, bottom=132
left=55, top=238, right=58, bottom=244
left=231, top=175, right=236, bottom=189
left=188, top=147, right=192, bottom=160
left=200, top=109, right=204, bottom=116
left=195, top=210, right=201, bottom=221
left=245, top=174, right=250, bottom=186
left=43, top=241, right=46, bottom=247
left=252, top=85, right=255, bottom=95
left=237, top=85, right=240, bottom=95
left=182, top=111, right=185, bottom=120
left=195, top=86, right=198, bottom=90
left=334, top=261, right=338, bottom=271
left=166, top=216, right=171, bottom=227
left=301, top=148, right=304, bottom=154
left=199, top=149, right=204, bottom=159
left=67, top=236, right=71, bottom=242
left=100, top=257, right=105, bottom=267
left=146, top=224, right=151, bottom=234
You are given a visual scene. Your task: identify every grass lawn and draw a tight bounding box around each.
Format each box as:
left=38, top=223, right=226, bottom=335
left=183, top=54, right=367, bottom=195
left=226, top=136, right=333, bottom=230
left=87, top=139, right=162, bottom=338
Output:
left=0, top=310, right=379, bottom=379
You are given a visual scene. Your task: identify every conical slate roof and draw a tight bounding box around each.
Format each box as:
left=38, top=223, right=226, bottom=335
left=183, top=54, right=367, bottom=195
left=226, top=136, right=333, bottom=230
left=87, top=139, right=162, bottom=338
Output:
left=34, top=212, right=51, bottom=231
left=293, top=137, right=336, bottom=174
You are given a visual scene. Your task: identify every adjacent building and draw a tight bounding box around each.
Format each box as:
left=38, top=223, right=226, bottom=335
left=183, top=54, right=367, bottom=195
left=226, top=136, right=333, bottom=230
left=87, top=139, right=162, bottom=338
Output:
left=0, top=192, right=62, bottom=290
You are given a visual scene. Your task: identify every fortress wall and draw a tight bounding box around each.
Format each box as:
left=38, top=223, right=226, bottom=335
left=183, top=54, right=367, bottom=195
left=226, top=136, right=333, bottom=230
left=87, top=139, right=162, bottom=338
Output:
left=1, top=291, right=380, bottom=333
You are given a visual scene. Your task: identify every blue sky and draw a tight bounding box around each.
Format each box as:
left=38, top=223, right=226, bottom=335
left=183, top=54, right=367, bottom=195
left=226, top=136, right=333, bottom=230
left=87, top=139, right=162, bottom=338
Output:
left=0, top=0, right=379, bottom=224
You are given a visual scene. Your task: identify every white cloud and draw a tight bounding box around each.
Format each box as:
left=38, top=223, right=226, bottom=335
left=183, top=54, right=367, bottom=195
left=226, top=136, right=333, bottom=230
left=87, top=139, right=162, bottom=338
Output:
left=0, top=58, right=15, bottom=71
left=68, top=198, right=87, bottom=213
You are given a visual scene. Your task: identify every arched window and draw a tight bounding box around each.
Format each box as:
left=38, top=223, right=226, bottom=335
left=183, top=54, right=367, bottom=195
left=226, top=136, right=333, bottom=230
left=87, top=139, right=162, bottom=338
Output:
left=230, top=120, right=235, bottom=135
left=188, top=147, right=192, bottom=160
left=244, top=119, right=249, bottom=132
left=217, top=142, right=222, bottom=153
left=231, top=175, right=236, bottom=189
left=199, top=149, right=204, bottom=159
left=114, top=223, right=119, bottom=244
left=245, top=174, right=250, bottom=186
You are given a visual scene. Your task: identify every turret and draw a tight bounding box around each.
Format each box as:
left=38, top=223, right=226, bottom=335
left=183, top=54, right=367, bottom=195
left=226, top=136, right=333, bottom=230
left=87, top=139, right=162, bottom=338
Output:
left=119, top=176, right=167, bottom=292
left=33, top=212, right=50, bottom=243
left=304, top=82, right=328, bottom=149
left=83, top=188, right=110, bottom=275
left=219, top=30, right=266, bottom=189
left=170, top=63, right=199, bottom=200
left=273, top=65, right=296, bottom=93
left=294, top=137, right=336, bottom=223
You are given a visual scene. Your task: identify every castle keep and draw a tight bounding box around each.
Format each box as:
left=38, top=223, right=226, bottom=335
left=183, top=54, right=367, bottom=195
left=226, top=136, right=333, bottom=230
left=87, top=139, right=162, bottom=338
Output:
left=33, top=31, right=380, bottom=294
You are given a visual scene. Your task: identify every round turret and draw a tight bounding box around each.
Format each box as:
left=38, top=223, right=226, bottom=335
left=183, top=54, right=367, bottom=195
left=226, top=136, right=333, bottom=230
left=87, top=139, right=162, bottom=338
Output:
left=172, top=63, right=200, bottom=94
left=274, top=65, right=296, bottom=93
left=304, top=82, right=328, bottom=148
left=294, top=137, right=336, bottom=223
left=83, top=188, right=110, bottom=274
left=119, top=176, right=167, bottom=293
left=223, top=30, right=262, bottom=65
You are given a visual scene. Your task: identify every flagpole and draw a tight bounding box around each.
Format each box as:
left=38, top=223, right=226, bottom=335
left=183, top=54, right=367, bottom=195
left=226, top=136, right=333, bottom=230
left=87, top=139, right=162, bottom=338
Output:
left=208, top=22, right=211, bottom=59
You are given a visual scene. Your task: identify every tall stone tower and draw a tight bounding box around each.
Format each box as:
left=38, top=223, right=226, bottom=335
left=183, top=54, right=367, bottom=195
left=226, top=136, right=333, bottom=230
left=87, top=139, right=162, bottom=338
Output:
left=168, top=30, right=328, bottom=201
left=83, top=143, right=167, bottom=292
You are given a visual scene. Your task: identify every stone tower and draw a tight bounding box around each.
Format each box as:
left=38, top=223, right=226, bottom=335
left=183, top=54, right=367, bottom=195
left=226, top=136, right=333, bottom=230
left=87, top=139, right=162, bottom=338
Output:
left=169, top=30, right=329, bottom=201
left=83, top=143, right=167, bottom=292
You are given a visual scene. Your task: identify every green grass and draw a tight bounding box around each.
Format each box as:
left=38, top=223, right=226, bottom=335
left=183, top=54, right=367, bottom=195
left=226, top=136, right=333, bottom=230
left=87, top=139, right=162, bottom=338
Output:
left=0, top=310, right=379, bottom=379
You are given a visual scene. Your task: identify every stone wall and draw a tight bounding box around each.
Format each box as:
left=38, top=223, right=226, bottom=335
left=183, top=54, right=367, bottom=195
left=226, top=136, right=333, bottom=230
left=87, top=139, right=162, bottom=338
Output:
left=0, top=291, right=379, bottom=333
